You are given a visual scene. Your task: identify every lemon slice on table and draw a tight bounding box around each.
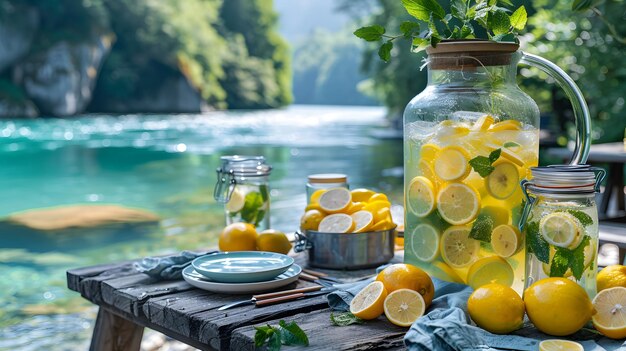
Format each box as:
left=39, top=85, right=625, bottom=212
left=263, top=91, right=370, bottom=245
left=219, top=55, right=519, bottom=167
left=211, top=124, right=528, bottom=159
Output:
left=488, top=120, right=522, bottom=132
left=408, top=223, right=440, bottom=262
left=225, top=187, right=245, bottom=212
left=467, top=256, right=515, bottom=289
left=420, top=143, right=441, bottom=163
left=384, top=289, right=426, bottom=327
left=539, top=212, right=583, bottom=248
left=318, top=213, right=355, bottom=233
left=351, top=210, right=374, bottom=233
left=318, top=187, right=352, bottom=213
left=437, top=183, right=481, bottom=225
left=350, top=281, right=388, bottom=320
left=539, top=340, right=583, bottom=351
left=486, top=161, right=519, bottom=200
left=351, top=188, right=375, bottom=202
left=491, top=224, right=522, bottom=258
left=592, top=287, right=626, bottom=339
left=441, top=225, right=479, bottom=268
left=472, top=115, right=495, bottom=132
left=407, top=176, right=436, bottom=217
left=434, top=146, right=471, bottom=181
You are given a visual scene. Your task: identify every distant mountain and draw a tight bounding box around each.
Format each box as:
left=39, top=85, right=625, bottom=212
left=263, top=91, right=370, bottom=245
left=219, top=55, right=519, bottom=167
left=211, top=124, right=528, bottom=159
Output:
left=274, top=0, right=350, bottom=43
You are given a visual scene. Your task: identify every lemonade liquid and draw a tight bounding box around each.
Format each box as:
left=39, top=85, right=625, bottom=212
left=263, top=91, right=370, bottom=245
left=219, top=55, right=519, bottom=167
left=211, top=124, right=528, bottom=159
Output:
left=404, top=117, right=539, bottom=295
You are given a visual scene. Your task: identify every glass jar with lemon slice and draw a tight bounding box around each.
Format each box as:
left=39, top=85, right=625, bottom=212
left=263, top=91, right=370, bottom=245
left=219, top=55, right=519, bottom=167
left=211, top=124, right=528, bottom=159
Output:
left=403, top=41, right=592, bottom=294
left=520, top=165, right=605, bottom=298
left=214, top=156, right=272, bottom=231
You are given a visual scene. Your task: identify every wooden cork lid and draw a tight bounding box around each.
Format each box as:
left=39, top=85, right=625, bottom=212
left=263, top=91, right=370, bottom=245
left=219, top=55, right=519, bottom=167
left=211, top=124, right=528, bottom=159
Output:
left=426, top=40, right=520, bottom=69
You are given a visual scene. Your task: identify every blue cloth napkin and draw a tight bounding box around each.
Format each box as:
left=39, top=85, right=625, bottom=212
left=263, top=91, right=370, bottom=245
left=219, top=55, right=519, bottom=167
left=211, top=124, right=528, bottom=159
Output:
left=134, top=250, right=214, bottom=280
left=327, top=276, right=626, bottom=351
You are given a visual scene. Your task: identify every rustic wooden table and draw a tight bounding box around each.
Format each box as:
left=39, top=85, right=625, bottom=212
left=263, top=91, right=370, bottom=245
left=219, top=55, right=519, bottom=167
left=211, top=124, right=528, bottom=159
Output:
left=66, top=251, right=406, bottom=351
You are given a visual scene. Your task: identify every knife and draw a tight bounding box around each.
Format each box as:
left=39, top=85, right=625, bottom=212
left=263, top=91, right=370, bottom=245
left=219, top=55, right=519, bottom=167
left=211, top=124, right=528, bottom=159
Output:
left=218, top=286, right=334, bottom=311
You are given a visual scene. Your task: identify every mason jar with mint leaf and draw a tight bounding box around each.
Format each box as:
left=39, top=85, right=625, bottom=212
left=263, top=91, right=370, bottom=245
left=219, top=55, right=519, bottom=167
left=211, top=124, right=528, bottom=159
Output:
left=520, top=165, right=605, bottom=298
left=214, top=156, right=271, bottom=231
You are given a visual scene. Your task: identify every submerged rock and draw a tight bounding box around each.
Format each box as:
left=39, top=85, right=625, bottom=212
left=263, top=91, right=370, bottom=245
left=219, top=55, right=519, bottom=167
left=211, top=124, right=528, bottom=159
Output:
left=5, top=204, right=159, bottom=231
left=15, top=35, right=113, bottom=116
left=0, top=6, right=39, bottom=73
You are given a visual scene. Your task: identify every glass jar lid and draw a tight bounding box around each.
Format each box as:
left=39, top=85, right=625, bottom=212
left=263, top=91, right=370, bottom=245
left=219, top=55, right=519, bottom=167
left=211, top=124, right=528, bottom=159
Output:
left=218, top=155, right=271, bottom=177
left=525, top=165, right=605, bottom=194
left=307, top=173, right=347, bottom=184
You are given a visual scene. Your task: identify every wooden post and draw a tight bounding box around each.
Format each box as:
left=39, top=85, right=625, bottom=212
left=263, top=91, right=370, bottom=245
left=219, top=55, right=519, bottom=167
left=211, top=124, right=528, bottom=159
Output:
left=90, top=308, right=144, bottom=351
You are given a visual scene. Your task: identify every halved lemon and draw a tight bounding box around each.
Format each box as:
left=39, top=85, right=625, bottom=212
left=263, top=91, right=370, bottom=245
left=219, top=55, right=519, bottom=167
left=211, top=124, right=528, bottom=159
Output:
left=539, top=340, right=583, bottom=351
left=350, top=281, right=388, bottom=320
left=539, top=212, right=583, bottom=248
left=369, top=193, right=389, bottom=203
left=373, top=207, right=392, bottom=223
left=420, top=143, right=441, bottom=163
left=472, top=114, right=495, bottom=131
left=592, top=287, right=626, bottom=339
left=407, top=176, right=436, bottom=217
left=309, top=189, right=326, bottom=204
left=486, top=161, right=519, bottom=200
left=488, top=120, right=522, bottom=132
left=437, top=183, right=481, bottom=225
left=318, top=213, right=355, bottom=233
left=434, top=146, right=471, bottom=181
left=364, top=201, right=391, bottom=216
left=441, top=226, right=479, bottom=268
left=370, top=219, right=394, bottom=231
left=351, top=210, right=374, bottom=233
left=351, top=188, right=375, bottom=202
left=346, top=202, right=366, bottom=214
left=225, top=187, right=245, bottom=213
left=318, top=187, right=352, bottom=213
left=467, top=256, right=514, bottom=290
left=409, top=223, right=440, bottom=262
left=491, top=224, right=522, bottom=258
left=383, top=289, right=426, bottom=327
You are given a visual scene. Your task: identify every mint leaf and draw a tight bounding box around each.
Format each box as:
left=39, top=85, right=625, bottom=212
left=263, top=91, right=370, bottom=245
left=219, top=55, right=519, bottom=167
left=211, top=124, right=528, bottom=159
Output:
left=254, top=210, right=266, bottom=227
left=503, top=141, right=521, bottom=149
left=279, top=320, right=309, bottom=346
left=400, top=21, right=421, bottom=37
left=470, top=213, right=494, bottom=242
left=572, top=0, right=593, bottom=11
left=254, top=325, right=272, bottom=347
left=330, top=312, right=366, bottom=326
left=354, top=25, right=385, bottom=41
left=527, top=221, right=550, bottom=264
left=451, top=0, right=467, bottom=20
left=498, top=0, right=514, bottom=6
left=510, top=6, right=527, bottom=31
left=268, top=331, right=282, bottom=351
left=260, top=184, right=269, bottom=202
left=570, top=236, right=591, bottom=280
left=488, top=148, right=501, bottom=163
left=493, top=33, right=516, bottom=42
left=430, top=34, right=441, bottom=47
left=565, top=210, right=593, bottom=227
left=241, top=191, right=264, bottom=223
left=402, top=0, right=445, bottom=21
left=488, top=9, right=511, bottom=35
left=378, top=41, right=393, bottom=62
left=412, top=37, right=429, bottom=52
left=460, top=24, right=474, bottom=38
left=469, top=156, right=494, bottom=177
left=550, top=248, right=570, bottom=277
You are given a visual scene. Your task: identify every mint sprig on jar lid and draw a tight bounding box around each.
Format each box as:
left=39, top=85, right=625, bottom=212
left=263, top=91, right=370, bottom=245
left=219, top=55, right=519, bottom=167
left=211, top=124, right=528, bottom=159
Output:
left=353, top=0, right=528, bottom=62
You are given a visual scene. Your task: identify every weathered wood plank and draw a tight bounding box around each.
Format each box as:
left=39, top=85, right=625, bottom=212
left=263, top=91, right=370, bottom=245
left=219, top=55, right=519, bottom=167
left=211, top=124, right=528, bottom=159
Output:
left=67, top=260, right=133, bottom=292
left=230, top=309, right=407, bottom=351
left=90, top=307, right=144, bottom=351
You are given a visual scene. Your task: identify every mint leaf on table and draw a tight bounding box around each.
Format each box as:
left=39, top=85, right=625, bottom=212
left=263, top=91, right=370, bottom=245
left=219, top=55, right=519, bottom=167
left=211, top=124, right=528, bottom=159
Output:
left=354, top=25, right=385, bottom=41
left=402, top=0, right=445, bottom=21
left=470, top=213, right=494, bottom=242
left=254, top=325, right=275, bottom=347
left=279, top=320, right=309, bottom=346
left=526, top=221, right=550, bottom=264
left=330, top=312, right=365, bottom=326
left=509, top=6, right=527, bottom=31
left=254, top=321, right=309, bottom=351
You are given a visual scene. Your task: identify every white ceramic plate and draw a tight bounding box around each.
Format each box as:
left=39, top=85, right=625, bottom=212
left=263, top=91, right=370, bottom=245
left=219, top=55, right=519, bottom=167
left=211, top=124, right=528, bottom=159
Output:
left=182, top=263, right=301, bottom=294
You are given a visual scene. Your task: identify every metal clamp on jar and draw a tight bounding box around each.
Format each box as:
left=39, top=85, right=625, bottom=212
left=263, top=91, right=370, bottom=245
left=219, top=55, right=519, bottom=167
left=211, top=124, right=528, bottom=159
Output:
left=214, top=156, right=272, bottom=230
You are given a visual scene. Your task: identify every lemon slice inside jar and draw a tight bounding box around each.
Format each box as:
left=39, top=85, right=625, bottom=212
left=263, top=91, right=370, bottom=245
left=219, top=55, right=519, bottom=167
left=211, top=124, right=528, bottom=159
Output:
left=491, top=224, right=522, bottom=258
left=440, top=225, right=479, bottom=268
left=437, top=183, right=481, bottom=225
left=539, top=212, right=583, bottom=248
left=407, top=176, right=436, bottom=217
left=434, top=146, right=471, bottom=182
left=409, top=223, right=440, bottom=262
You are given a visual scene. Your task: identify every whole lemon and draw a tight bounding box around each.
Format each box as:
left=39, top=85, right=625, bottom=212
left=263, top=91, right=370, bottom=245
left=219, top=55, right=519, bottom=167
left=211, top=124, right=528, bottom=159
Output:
left=376, top=263, right=434, bottom=307
left=218, top=222, right=258, bottom=251
left=300, top=209, right=325, bottom=231
left=524, top=278, right=593, bottom=336
left=467, top=283, right=525, bottom=334
left=597, top=265, right=626, bottom=292
left=256, top=229, right=292, bottom=254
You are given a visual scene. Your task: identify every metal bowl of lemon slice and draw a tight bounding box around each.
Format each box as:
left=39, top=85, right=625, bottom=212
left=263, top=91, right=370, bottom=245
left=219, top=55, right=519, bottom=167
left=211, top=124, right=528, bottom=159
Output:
left=295, top=187, right=397, bottom=270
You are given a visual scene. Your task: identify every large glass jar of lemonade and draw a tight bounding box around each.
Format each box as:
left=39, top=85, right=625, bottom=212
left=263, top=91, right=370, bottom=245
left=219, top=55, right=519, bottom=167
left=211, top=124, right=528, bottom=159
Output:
left=403, top=41, right=591, bottom=295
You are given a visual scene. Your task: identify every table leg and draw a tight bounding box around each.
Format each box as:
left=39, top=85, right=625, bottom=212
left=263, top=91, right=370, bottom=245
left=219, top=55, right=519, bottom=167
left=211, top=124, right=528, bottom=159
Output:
left=90, top=307, right=144, bottom=351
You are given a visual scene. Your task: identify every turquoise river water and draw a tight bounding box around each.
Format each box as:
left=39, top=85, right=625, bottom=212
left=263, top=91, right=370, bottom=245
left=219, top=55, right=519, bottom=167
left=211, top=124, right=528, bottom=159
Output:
left=0, top=105, right=403, bottom=350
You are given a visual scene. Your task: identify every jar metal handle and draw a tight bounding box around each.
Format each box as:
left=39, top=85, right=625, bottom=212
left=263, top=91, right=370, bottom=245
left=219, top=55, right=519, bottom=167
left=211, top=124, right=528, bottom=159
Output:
left=293, top=231, right=312, bottom=253
left=518, top=179, right=536, bottom=232
left=520, top=53, right=591, bottom=165
left=213, top=168, right=236, bottom=203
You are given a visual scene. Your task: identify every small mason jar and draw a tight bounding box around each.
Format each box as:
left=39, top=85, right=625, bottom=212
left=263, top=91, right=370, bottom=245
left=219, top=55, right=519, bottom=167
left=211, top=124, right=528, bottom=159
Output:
left=306, top=173, right=348, bottom=204
left=520, top=165, right=605, bottom=298
left=214, top=156, right=272, bottom=230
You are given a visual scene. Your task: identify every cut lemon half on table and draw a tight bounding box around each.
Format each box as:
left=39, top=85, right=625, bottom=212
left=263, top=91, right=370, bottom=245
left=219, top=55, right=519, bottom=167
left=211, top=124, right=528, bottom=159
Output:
left=420, top=143, right=440, bottom=163
left=540, top=212, right=583, bottom=248
left=539, top=340, right=583, bottom=351
left=309, top=189, right=326, bottom=204
left=491, top=224, right=522, bottom=258
left=467, top=256, right=514, bottom=289
left=351, top=210, right=374, bottom=233
left=318, top=213, right=354, bottom=233
left=472, top=114, right=495, bottom=132
left=225, top=187, right=245, bottom=212
left=350, top=281, right=388, bottom=320
left=434, top=146, right=471, bottom=181
left=486, top=162, right=519, bottom=200
left=441, top=226, right=479, bottom=268
left=437, top=183, right=481, bottom=225
left=409, top=223, right=440, bottom=262
left=384, top=289, right=426, bottom=327
left=407, top=176, right=436, bottom=217
left=592, top=287, right=626, bottom=339
left=318, top=187, right=352, bottom=213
